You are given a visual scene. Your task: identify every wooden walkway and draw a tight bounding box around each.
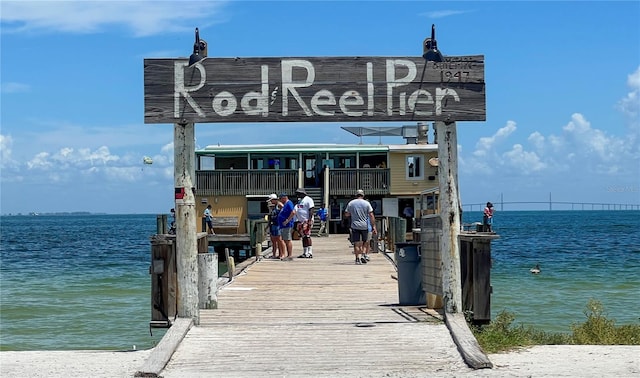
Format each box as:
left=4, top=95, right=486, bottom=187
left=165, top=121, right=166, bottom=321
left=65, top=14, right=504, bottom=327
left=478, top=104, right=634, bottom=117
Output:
left=159, top=235, right=476, bottom=377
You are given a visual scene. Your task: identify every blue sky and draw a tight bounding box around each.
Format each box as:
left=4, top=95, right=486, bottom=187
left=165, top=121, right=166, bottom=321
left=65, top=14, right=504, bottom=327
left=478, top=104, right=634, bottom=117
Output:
left=1, top=0, right=639, bottom=214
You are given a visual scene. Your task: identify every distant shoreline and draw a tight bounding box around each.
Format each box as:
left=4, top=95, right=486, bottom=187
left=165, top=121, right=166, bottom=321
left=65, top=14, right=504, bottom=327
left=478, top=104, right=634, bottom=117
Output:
left=1, top=209, right=639, bottom=217
left=1, top=212, right=108, bottom=217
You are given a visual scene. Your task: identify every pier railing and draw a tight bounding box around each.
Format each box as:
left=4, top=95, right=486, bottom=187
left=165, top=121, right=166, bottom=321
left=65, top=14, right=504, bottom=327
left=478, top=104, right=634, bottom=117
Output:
left=196, top=168, right=390, bottom=196
left=196, top=169, right=298, bottom=195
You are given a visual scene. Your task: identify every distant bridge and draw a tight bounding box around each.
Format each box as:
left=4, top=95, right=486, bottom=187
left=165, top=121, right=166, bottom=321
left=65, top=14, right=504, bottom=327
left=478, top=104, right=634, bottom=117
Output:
left=461, top=193, right=639, bottom=211
left=462, top=201, right=640, bottom=212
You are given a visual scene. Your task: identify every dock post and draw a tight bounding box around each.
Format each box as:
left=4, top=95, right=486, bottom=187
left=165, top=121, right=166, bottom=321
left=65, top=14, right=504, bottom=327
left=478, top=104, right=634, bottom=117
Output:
left=197, top=252, right=218, bottom=309
left=436, top=120, right=463, bottom=314
left=174, top=122, right=200, bottom=324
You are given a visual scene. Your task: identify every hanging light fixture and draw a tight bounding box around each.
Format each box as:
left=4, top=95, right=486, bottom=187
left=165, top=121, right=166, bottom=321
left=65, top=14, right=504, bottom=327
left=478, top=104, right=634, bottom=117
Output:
left=188, top=27, right=208, bottom=66
left=423, top=24, right=444, bottom=62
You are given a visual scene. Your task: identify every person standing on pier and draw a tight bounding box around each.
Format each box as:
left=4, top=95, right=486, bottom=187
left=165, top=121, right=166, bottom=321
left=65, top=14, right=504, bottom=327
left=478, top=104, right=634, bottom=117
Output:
left=316, top=203, right=328, bottom=237
left=295, top=188, right=315, bottom=258
left=345, top=189, right=377, bottom=265
left=204, top=204, right=215, bottom=235
left=266, top=194, right=283, bottom=259
left=168, top=208, right=176, bottom=235
left=483, top=202, right=494, bottom=232
left=277, top=193, right=296, bottom=260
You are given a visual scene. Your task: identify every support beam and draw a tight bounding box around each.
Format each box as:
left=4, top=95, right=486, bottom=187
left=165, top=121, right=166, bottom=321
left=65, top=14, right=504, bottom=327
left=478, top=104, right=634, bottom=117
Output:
left=174, top=122, right=199, bottom=324
left=436, top=121, right=462, bottom=313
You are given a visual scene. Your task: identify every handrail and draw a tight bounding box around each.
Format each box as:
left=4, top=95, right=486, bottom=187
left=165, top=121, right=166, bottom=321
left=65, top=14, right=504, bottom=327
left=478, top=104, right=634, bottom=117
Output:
left=196, top=168, right=390, bottom=196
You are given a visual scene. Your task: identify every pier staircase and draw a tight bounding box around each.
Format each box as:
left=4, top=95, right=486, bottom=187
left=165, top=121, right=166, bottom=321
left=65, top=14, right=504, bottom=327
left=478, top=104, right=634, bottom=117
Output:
left=303, top=187, right=323, bottom=236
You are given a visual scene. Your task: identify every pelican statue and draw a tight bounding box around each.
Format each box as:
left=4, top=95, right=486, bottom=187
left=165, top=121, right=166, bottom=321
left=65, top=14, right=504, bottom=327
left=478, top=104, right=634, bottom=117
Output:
left=530, top=264, right=541, bottom=274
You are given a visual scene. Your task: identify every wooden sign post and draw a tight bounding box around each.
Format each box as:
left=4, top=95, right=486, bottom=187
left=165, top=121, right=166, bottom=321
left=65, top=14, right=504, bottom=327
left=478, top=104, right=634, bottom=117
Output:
left=436, top=120, right=462, bottom=313
left=174, top=122, right=200, bottom=323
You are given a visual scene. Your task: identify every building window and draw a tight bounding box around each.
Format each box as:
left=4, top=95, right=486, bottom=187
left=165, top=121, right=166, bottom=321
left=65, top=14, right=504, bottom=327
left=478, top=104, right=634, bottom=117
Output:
left=406, top=155, right=423, bottom=180
left=199, top=155, right=215, bottom=170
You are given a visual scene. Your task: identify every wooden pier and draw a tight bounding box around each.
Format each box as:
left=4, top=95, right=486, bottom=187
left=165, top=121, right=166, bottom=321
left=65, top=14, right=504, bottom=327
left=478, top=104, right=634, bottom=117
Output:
left=143, top=234, right=488, bottom=377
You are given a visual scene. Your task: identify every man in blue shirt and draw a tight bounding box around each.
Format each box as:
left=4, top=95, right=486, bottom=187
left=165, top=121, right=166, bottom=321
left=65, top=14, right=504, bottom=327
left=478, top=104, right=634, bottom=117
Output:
left=316, top=203, right=328, bottom=237
left=277, top=193, right=296, bottom=260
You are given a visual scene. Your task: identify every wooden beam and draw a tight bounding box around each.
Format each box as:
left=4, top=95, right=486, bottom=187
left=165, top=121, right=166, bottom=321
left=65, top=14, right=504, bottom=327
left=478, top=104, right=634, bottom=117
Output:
left=135, top=317, right=194, bottom=377
left=436, top=121, right=462, bottom=313
left=445, top=312, right=493, bottom=369
left=174, top=122, right=199, bottom=323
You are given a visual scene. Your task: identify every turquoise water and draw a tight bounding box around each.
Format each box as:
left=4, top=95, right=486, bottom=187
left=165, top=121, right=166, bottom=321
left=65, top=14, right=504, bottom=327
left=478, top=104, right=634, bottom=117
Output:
left=0, top=214, right=166, bottom=351
left=462, top=210, right=640, bottom=333
left=1, top=211, right=638, bottom=350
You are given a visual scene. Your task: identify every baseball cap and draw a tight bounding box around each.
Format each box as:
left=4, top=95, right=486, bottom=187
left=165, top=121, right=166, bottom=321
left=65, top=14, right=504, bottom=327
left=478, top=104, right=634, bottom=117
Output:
left=279, top=192, right=288, bottom=198
left=356, top=189, right=365, bottom=197
left=266, top=193, right=278, bottom=202
left=295, top=188, right=307, bottom=195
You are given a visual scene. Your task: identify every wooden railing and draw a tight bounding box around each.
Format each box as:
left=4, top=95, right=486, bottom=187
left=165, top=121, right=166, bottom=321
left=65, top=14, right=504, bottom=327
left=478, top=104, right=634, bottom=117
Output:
left=195, top=168, right=390, bottom=196
left=329, top=168, right=389, bottom=196
left=196, top=170, right=298, bottom=196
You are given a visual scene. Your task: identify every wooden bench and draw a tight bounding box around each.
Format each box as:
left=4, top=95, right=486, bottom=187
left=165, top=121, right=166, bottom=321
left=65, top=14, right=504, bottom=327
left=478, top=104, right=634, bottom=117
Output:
left=211, top=216, right=240, bottom=234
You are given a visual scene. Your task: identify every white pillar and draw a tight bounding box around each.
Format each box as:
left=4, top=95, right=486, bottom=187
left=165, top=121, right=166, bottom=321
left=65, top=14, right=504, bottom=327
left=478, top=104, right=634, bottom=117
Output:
left=198, top=252, right=218, bottom=309
left=174, top=122, right=199, bottom=324
left=436, top=121, right=462, bottom=313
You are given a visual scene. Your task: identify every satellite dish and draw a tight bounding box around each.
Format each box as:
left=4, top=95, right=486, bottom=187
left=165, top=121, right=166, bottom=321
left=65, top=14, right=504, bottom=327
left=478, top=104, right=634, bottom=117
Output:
left=143, top=156, right=153, bottom=165
left=428, top=157, right=439, bottom=167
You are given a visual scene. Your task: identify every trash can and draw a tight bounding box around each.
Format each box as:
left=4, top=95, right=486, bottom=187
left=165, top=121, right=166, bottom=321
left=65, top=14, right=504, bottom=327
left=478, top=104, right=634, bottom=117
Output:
left=395, top=242, right=426, bottom=305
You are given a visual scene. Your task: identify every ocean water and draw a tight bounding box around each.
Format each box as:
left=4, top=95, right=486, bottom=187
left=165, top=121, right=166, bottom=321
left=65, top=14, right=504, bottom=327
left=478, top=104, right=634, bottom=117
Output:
left=1, top=211, right=639, bottom=351
left=0, top=214, right=166, bottom=351
left=462, top=210, right=640, bottom=333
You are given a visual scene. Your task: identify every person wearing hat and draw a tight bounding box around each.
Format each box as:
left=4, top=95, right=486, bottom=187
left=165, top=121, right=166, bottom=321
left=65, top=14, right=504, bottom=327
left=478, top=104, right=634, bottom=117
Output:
left=277, top=192, right=296, bottom=260
left=294, top=188, right=315, bottom=258
left=483, top=202, right=494, bottom=232
left=266, top=194, right=283, bottom=259
left=344, top=189, right=377, bottom=265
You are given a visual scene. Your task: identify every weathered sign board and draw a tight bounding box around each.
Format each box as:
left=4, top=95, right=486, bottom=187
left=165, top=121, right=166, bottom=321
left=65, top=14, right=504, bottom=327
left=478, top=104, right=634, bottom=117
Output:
left=144, top=56, right=485, bottom=124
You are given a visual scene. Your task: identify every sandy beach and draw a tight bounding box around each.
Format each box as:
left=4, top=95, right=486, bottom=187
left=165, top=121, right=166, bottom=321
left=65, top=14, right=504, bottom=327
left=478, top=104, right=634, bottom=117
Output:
left=0, top=349, right=151, bottom=378
left=1, top=345, right=638, bottom=377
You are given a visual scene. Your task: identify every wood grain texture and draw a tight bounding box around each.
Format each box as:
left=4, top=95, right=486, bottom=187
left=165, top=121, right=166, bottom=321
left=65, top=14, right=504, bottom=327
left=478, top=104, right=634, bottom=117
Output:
left=144, top=56, right=485, bottom=124
left=159, top=234, right=490, bottom=377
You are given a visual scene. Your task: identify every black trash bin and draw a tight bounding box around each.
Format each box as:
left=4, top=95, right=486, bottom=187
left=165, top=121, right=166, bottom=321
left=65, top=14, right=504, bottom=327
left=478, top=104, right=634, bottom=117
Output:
left=394, top=242, right=426, bottom=305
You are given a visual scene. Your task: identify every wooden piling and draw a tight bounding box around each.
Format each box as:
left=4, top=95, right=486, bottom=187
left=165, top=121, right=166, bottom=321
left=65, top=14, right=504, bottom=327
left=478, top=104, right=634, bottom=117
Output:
left=174, top=122, right=199, bottom=324
left=436, top=120, right=463, bottom=314
left=197, top=252, right=218, bottom=309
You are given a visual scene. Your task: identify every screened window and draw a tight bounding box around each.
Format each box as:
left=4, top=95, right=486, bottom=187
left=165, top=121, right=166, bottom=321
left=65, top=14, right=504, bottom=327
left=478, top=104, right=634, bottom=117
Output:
left=406, top=155, right=423, bottom=180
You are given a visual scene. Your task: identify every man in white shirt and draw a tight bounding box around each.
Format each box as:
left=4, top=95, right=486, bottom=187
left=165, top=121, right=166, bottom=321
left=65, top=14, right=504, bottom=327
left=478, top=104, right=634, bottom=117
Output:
left=295, top=188, right=315, bottom=258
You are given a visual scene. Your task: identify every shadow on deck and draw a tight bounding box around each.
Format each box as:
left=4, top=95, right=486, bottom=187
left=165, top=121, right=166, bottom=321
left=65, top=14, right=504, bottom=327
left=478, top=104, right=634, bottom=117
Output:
left=140, top=235, right=486, bottom=377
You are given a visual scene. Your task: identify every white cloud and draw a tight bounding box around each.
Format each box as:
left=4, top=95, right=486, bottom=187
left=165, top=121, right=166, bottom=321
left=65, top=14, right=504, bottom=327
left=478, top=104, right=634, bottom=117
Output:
left=27, top=152, right=53, bottom=170
left=502, top=144, right=546, bottom=174
left=528, top=132, right=545, bottom=150
left=561, top=113, right=625, bottom=164
left=473, top=120, right=516, bottom=157
left=616, top=65, right=640, bottom=144
left=0, top=1, right=228, bottom=37
left=160, top=142, right=174, bottom=154
left=463, top=109, right=637, bottom=180
left=1, top=82, right=30, bottom=93
left=420, top=10, right=473, bottom=19
left=0, top=134, right=15, bottom=168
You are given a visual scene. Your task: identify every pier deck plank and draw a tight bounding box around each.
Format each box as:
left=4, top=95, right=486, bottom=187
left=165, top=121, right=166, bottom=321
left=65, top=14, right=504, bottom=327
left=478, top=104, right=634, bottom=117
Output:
left=160, top=235, right=475, bottom=377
